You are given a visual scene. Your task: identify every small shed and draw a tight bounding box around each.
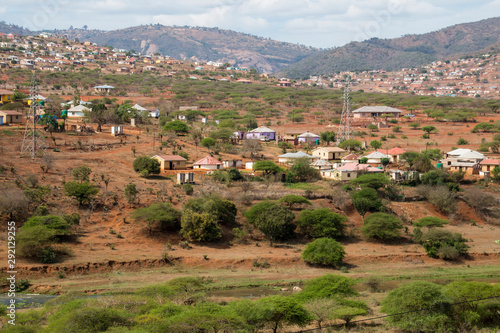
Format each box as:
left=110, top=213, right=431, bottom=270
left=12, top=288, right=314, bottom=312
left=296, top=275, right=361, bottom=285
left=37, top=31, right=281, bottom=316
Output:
left=223, top=159, right=243, bottom=169
left=312, top=147, right=346, bottom=161
left=0, top=110, right=23, bottom=124
left=193, top=155, right=223, bottom=170
left=67, top=105, right=91, bottom=118
left=152, top=155, right=187, bottom=171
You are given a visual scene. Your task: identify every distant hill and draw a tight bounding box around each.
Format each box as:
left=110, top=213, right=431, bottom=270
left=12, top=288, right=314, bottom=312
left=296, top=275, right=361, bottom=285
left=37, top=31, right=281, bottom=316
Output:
left=278, top=17, right=500, bottom=79
left=0, top=22, right=32, bottom=36
left=7, top=24, right=319, bottom=74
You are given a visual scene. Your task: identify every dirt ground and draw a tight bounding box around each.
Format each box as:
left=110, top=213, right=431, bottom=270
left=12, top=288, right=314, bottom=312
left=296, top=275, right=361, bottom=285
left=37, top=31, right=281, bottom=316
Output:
left=0, top=112, right=500, bottom=294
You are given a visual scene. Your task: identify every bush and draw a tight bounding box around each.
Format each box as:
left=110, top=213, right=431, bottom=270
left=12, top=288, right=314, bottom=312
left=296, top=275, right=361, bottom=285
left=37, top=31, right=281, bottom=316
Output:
left=184, top=196, right=237, bottom=225
left=296, top=208, right=347, bottom=239
left=182, top=183, right=194, bottom=195
left=133, top=203, right=182, bottom=234
left=414, top=216, right=448, bottom=228
left=63, top=181, right=99, bottom=206
left=47, top=307, right=131, bottom=332
left=180, top=210, right=222, bottom=242
left=286, top=158, right=321, bottom=183
left=298, top=274, right=358, bottom=301
left=302, top=238, right=346, bottom=267
left=278, top=194, right=311, bottom=209
left=132, top=156, right=160, bottom=176
left=457, top=137, right=469, bottom=145
left=421, top=229, right=468, bottom=259
left=351, top=188, right=384, bottom=217
left=361, top=213, right=403, bottom=241
left=244, top=200, right=276, bottom=224
left=381, top=282, right=454, bottom=332
left=255, top=204, right=295, bottom=245
left=350, top=173, right=390, bottom=189
left=417, top=185, right=457, bottom=214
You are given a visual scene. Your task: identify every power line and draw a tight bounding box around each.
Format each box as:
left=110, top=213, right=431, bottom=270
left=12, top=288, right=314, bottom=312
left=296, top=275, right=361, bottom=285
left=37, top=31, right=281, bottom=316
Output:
left=293, top=295, right=500, bottom=333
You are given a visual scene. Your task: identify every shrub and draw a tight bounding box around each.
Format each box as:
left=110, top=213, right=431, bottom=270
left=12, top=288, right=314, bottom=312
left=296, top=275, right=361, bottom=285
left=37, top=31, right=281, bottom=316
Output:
left=184, top=196, right=237, bottom=225
left=133, top=203, right=182, bottom=234
left=418, top=185, right=457, bottom=214
left=286, top=158, right=321, bottom=183
left=278, top=194, right=311, bottom=209
left=180, top=210, right=222, bottom=242
left=361, top=213, right=403, bottom=241
left=132, top=156, right=160, bottom=176
left=182, top=183, right=194, bottom=195
left=351, top=188, right=384, bottom=217
left=421, top=229, right=468, bottom=259
left=63, top=181, right=99, bottom=206
left=296, top=208, right=347, bottom=239
left=350, top=173, right=390, bottom=189
left=414, top=216, right=448, bottom=228
left=392, top=126, right=401, bottom=133
left=124, top=183, right=139, bottom=204
left=381, top=282, right=454, bottom=332
left=255, top=204, right=295, bottom=245
left=302, top=238, right=346, bottom=267
left=244, top=200, right=276, bottom=224
left=47, top=307, right=131, bottom=332
left=457, top=137, right=469, bottom=145
left=298, top=274, right=358, bottom=301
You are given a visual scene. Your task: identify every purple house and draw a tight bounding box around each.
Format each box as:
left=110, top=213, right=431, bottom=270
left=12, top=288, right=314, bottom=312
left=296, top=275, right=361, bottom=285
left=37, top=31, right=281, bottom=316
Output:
left=245, top=126, right=276, bottom=140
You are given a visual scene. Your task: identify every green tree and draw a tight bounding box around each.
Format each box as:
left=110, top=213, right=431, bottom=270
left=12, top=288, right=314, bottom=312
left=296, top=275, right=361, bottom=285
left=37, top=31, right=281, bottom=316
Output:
left=350, top=173, right=390, bottom=189
left=320, top=131, right=336, bottom=145
left=370, top=140, right=382, bottom=150
left=408, top=122, right=421, bottom=129
left=361, top=212, right=403, bottom=241
left=164, top=120, right=189, bottom=134
left=200, top=137, right=216, bottom=150
left=351, top=188, right=383, bottom=217
left=338, top=139, right=362, bottom=150
left=72, top=165, right=92, bottom=182
left=414, top=216, right=448, bottom=229
left=133, top=156, right=161, bottom=176
left=286, top=157, right=320, bottom=183
left=332, top=299, right=370, bottom=325
left=422, top=125, right=437, bottom=135
left=133, top=203, right=182, bottom=234
left=297, top=208, right=347, bottom=239
left=180, top=209, right=222, bottom=242
left=302, top=238, right=346, bottom=267
left=278, top=194, right=311, bottom=209
left=421, top=229, right=468, bottom=260
left=63, top=181, right=99, bottom=206
left=23, top=215, right=73, bottom=236
left=244, top=200, right=276, bottom=224
left=253, top=160, right=282, bottom=176
left=17, top=225, right=57, bottom=261
left=381, top=281, right=454, bottom=332
left=360, top=157, right=368, bottom=164
left=184, top=196, right=237, bottom=226
left=255, top=204, right=295, bottom=245
left=117, top=179, right=135, bottom=203
left=298, top=274, right=358, bottom=301
left=255, top=296, right=312, bottom=333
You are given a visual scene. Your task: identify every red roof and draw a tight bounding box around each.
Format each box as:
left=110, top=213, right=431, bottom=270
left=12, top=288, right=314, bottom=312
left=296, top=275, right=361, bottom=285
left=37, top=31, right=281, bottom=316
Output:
left=377, top=147, right=406, bottom=155
left=480, top=159, right=500, bottom=165
left=193, top=155, right=222, bottom=165
left=153, top=155, right=186, bottom=162
left=342, top=154, right=359, bottom=160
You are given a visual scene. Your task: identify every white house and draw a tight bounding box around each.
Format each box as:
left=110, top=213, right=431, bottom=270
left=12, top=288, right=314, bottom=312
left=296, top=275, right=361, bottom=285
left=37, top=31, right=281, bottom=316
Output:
left=312, top=147, right=346, bottom=161
left=278, top=151, right=314, bottom=164
left=298, top=131, right=320, bottom=143
left=193, top=155, right=223, bottom=170
left=67, top=105, right=91, bottom=118
left=353, top=106, right=403, bottom=118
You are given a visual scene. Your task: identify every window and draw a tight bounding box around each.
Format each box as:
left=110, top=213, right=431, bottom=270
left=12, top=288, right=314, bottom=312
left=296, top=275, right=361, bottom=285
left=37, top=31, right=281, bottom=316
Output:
left=176, top=162, right=180, bottom=165
left=347, top=173, right=351, bottom=178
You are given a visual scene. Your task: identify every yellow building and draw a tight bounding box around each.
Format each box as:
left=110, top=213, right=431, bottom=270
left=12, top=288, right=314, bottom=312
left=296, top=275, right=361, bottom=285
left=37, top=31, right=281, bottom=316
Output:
left=0, top=89, right=14, bottom=104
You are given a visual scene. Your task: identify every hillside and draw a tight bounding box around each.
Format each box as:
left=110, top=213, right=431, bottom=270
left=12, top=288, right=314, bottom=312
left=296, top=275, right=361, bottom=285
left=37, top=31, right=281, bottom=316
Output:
left=0, top=22, right=31, bottom=35
left=278, top=17, right=500, bottom=78
left=0, top=23, right=320, bottom=74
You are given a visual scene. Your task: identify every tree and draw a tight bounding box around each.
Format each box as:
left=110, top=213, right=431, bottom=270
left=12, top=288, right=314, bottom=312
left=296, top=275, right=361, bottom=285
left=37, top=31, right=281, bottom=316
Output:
left=255, top=296, right=312, bottom=333
left=184, top=196, right=237, bottom=225
left=351, top=188, right=383, bottom=217
left=298, top=274, right=358, bottom=301
left=320, top=131, right=336, bottom=145
left=361, top=212, right=403, bottom=241
left=180, top=210, right=222, bottom=242
left=360, top=157, right=368, bottom=164
left=304, top=298, right=338, bottom=329
left=0, top=188, right=29, bottom=221
left=421, top=229, right=468, bottom=260
left=350, top=173, right=390, bottom=189
left=124, top=183, right=139, bottom=205
left=370, top=140, right=382, bottom=150
left=414, top=216, right=448, bottom=229
left=278, top=194, right=311, bottom=209
left=422, top=125, right=437, bottom=135
left=286, top=157, right=320, bottom=183
left=164, top=120, right=189, bottom=134
left=302, top=238, right=346, bottom=267
left=23, top=215, right=73, bottom=236
left=338, top=139, right=362, bottom=150
left=409, top=122, right=421, bottom=129
left=297, top=208, right=347, bottom=239
left=244, top=200, right=276, bottom=224
left=63, top=181, right=99, bottom=206
left=332, top=299, right=370, bottom=325
left=17, top=225, right=57, bottom=261
left=72, top=165, right=92, bottom=182
left=133, top=156, right=160, bottom=176
left=381, top=282, right=454, bottom=332
left=255, top=204, right=295, bottom=245
left=380, top=157, right=390, bottom=169
left=200, top=137, right=216, bottom=151
left=253, top=161, right=282, bottom=176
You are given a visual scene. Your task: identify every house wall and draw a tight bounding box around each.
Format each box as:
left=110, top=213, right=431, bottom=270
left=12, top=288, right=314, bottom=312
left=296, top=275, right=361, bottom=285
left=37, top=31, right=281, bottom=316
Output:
left=246, top=131, right=275, bottom=140
left=194, top=164, right=221, bottom=170
left=0, top=113, right=22, bottom=124
left=67, top=111, right=85, bottom=118
left=0, top=94, right=12, bottom=103
left=298, top=136, right=319, bottom=143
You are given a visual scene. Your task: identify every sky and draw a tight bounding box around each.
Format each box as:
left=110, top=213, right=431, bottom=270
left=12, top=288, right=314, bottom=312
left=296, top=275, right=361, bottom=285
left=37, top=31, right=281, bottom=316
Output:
left=3, top=0, right=500, bottom=48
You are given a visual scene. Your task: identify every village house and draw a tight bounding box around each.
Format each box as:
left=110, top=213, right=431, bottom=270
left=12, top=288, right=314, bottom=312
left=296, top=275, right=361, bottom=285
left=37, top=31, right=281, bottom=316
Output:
left=0, top=89, right=14, bottom=104
left=321, top=163, right=383, bottom=181
left=0, top=110, right=23, bottom=125
left=363, top=151, right=391, bottom=165
left=311, top=147, right=346, bottom=161
left=352, top=106, right=403, bottom=118
left=441, top=148, right=485, bottom=174
left=479, top=159, right=500, bottom=177
left=245, top=126, right=276, bottom=141
left=341, top=153, right=360, bottom=164
left=193, top=155, right=223, bottom=170
left=310, top=159, right=333, bottom=170
left=94, top=84, right=115, bottom=93
left=67, top=105, right=91, bottom=118
left=376, top=147, right=406, bottom=163
left=298, top=131, right=320, bottom=143
left=278, top=151, right=314, bottom=164
left=152, top=155, right=187, bottom=171
left=223, top=159, right=243, bottom=169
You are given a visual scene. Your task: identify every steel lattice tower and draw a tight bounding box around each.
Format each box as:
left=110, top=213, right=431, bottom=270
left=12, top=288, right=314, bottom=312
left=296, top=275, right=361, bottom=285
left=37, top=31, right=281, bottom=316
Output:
left=336, top=76, right=353, bottom=145
left=20, top=71, right=46, bottom=159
